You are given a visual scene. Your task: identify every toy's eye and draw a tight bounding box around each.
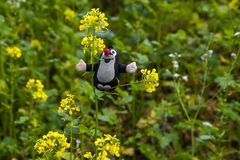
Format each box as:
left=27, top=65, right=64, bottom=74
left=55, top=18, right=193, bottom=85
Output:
left=111, top=49, right=116, bottom=55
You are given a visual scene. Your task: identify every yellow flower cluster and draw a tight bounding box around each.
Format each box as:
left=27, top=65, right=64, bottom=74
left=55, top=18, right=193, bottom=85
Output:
left=81, top=35, right=105, bottom=55
left=64, top=8, right=76, bottom=21
left=31, top=39, right=42, bottom=51
left=34, top=131, right=70, bottom=158
left=6, top=46, right=22, bottom=58
left=79, top=8, right=108, bottom=32
left=141, top=68, right=159, bottom=93
left=228, top=0, right=240, bottom=11
left=26, top=79, right=48, bottom=102
left=83, top=152, right=93, bottom=159
left=95, top=134, right=120, bottom=160
left=58, top=93, right=80, bottom=116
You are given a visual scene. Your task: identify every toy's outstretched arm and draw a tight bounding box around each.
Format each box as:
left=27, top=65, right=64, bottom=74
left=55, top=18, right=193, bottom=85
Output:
left=76, top=59, right=97, bottom=72
left=118, top=62, right=137, bottom=73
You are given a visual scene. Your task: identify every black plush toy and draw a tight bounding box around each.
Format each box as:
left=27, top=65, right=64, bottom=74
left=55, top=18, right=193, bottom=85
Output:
left=76, top=47, right=137, bottom=91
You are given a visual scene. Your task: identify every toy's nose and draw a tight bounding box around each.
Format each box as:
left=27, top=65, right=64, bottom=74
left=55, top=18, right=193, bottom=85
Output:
left=104, top=49, right=110, bottom=56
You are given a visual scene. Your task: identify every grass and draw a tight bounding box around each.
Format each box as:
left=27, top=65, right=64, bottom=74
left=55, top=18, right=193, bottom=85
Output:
left=0, top=0, right=240, bottom=160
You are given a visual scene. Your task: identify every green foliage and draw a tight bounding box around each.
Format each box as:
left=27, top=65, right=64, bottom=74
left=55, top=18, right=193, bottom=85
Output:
left=0, top=0, right=240, bottom=159
left=215, top=73, right=238, bottom=90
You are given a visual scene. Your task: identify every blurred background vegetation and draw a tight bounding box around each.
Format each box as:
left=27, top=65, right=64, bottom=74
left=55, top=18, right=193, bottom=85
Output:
left=0, top=0, right=240, bottom=159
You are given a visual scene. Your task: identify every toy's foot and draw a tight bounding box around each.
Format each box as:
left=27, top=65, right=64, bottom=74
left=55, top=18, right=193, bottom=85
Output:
left=97, top=84, right=112, bottom=90
left=103, top=85, right=111, bottom=90
left=97, top=84, right=104, bottom=90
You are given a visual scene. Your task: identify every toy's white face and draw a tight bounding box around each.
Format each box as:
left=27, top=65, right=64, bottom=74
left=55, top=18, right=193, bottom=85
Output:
left=101, top=49, right=117, bottom=63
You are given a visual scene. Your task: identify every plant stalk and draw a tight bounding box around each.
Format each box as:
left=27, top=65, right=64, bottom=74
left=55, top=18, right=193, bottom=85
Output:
left=70, top=116, right=73, bottom=160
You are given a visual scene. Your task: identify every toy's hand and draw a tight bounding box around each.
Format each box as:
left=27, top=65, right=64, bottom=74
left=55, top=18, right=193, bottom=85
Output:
left=126, top=62, right=137, bottom=73
left=76, top=59, right=86, bottom=71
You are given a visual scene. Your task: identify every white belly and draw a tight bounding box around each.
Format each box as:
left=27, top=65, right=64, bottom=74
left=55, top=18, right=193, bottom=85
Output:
left=97, top=59, right=115, bottom=83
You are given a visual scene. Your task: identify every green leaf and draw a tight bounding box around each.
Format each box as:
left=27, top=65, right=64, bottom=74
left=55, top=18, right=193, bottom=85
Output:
left=159, top=136, right=171, bottom=149
left=79, top=124, right=89, bottom=134
left=15, top=116, right=29, bottom=124
left=138, top=39, right=153, bottom=53
left=134, top=52, right=149, bottom=67
left=172, top=152, right=196, bottom=160
left=117, top=95, right=133, bottom=105
left=215, top=73, right=237, bottom=90
left=0, top=15, right=5, bottom=23
left=220, top=104, right=240, bottom=124
left=2, top=137, right=18, bottom=153
left=64, top=124, right=79, bottom=136
left=98, top=108, right=118, bottom=125
left=61, top=152, right=72, bottom=160
left=139, top=143, right=158, bottom=160
left=197, top=135, right=215, bottom=141
left=19, top=132, right=29, bottom=141
left=80, top=80, right=95, bottom=102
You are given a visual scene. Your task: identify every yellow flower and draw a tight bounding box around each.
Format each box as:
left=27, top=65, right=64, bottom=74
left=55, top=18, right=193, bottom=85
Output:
left=26, top=79, right=35, bottom=88
left=81, top=35, right=105, bottom=55
left=34, top=131, right=70, bottom=157
left=79, top=8, right=108, bottom=32
left=64, top=8, right=76, bottom=21
left=58, top=93, right=80, bottom=116
left=97, top=150, right=109, bottom=160
left=31, top=118, right=38, bottom=127
left=141, top=68, right=159, bottom=93
left=228, top=0, right=240, bottom=11
left=95, top=134, right=120, bottom=159
left=26, top=79, right=48, bottom=102
left=84, top=152, right=93, bottom=159
left=6, top=46, right=22, bottom=58
left=31, top=39, right=42, bottom=51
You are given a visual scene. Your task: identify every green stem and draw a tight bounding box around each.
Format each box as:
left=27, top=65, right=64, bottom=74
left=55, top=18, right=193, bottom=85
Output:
left=194, top=57, right=209, bottom=120
left=174, top=79, right=190, bottom=120
left=70, top=116, right=73, bottom=160
left=191, top=38, right=213, bottom=155
left=79, top=134, right=83, bottom=159
left=9, top=58, right=15, bottom=138
left=132, top=76, right=137, bottom=160
left=95, top=98, right=98, bottom=136
left=89, top=32, right=99, bottom=160
left=0, top=50, right=7, bottom=137
left=200, top=36, right=212, bottom=98
left=90, top=35, right=99, bottom=140
left=191, top=122, right=194, bottom=156
left=204, top=43, right=240, bottom=104
left=0, top=50, right=4, bottom=78
left=173, top=79, right=194, bottom=155
left=118, top=80, right=147, bottom=87
left=228, top=45, right=240, bottom=74
left=201, top=58, right=209, bottom=97
left=45, top=52, right=50, bottom=89
left=8, top=58, right=17, bottom=159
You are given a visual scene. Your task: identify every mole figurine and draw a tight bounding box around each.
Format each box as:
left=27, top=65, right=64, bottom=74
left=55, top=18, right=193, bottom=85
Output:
left=76, top=46, right=137, bottom=91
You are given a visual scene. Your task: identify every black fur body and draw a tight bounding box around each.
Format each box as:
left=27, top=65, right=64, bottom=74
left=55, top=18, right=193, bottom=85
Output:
left=86, top=48, right=127, bottom=91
